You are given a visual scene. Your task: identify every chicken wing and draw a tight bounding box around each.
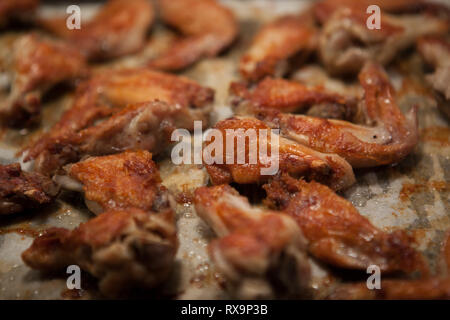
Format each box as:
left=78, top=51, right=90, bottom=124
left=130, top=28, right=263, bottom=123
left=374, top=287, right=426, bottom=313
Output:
left=204, top=117, right=355, bottom=191
left=260, top=62, right=419, bottom=168
left=239, top=14, right=317, bottom=81
left=319, top=6, right=448, bottom=75
left=263, top=174, right=428, bottom=275
left=23, top=69, right=213, bottom=174
left=0, top=163, right=58, bottom=215
left=417, top=36, right=450, bottom=118
left=54, top=151, right=171, bottom=215
left=22, top=207, right=177, bottom=297
left=0, top=34, right=87, bottom=127
left=230, top=78, right=357, bottom=120
left=40, top=0, right=154, bottom=60
left=147, top=0, right=237, bottom=71
left=194, top=184, right=311, bottom=299
left=0, top=0, right=38, bottom=26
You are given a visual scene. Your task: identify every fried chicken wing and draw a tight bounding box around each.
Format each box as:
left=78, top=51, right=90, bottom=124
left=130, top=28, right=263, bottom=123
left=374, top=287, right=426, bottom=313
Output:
left=417, top=36, right=450, bottom=118
left=54, top=151, right=171, bottom=215
left=239, top=14, right=317, bottom=81
left=319, top=6, right=448, bottom=75
left=230, top=78, right=357, bottom=120
left=23, top=69, right=213, bottom=174
left=204, top=117, right=355, bottom=191
left=0, top=163, right=58, bottom=215
left=22, top=207, right=177, bottom=297
left=0, top=34, right=87, bottom=127
left=147, top=0, right=238, bottom=71
left=194, top=184, right=311, bottom=299
left=260, top=63, right=419, bottom=168
left=0, top=0, right=38, bottom=26
left=40, top=0, right=154, bottom=60
left=263, top=174, right=428, bottom=275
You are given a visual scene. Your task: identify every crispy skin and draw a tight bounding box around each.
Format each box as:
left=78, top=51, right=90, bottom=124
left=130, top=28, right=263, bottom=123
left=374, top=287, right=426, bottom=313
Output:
left=0, top=163, right=58, bottom=215
left=263, top=174, right=428, bottom=275
left=148, top=0, right=237, bottom=71
left=40, top=0, right=154, bottom=60
left=194, top=184, right=311, bottom=299
left=417, top=36, right=450, bottom=119
left=31, top=100, right=210, bottom=175
left=204, top=117, right=355, bottom=191
left=0, top=34, right=87, bottom=127
left=260, top=63, right=419, bottom=168
left=230, top=78, right=357, bottom=120
left=23, top=69, right=213, bottom=173
left=22, top=208, right=177, bottom=297
left=58, top=151, right=171, bottom=215
left=0, top=0, right=38, bottom=26
left=319, top=7, right=448, bottom=75
left=239, top=14, right=317, bottom=81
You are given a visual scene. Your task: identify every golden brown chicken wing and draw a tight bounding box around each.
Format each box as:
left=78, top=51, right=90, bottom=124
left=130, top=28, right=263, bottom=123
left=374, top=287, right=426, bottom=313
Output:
left=23, top=69, right=213, bottom=174
left=204, top=117, right=355, bottom=191
left=319, top=6, right=448, bottom=75
left=22, top=207, right=177, bottom=297
left=54, top=151, right=171, bottom=215
left=0, top=34, right=87, bottom=127
left=259, top=62, right=419, bottom=168
left=194, top=184, right=311, bottom=299
left=263, top=174, right=428, bottom=275
left=239, top=14, right=317, bottom=81
left=230, top=78, right=357, bottom=120
left=40, top=0, right=154, bottom=60
left=147, top=0, right=238, bottom=71
left=0, top=163, right=58, bottom=215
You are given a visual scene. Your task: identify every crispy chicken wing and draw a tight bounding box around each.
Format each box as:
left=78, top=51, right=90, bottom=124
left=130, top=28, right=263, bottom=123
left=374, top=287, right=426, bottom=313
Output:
left=319, top=6, right=448, bottom=75
left=0, top=163, right=58, bottom=215
left=204, top=117, right=355, bottom=191
left=0, top=0, right=38, bottom=26
left=147, top=0, right=237, bottom=71
left=0, top=34, right=87, bottom=127
left=259, top=63, right=419, bottom=168
left=239, top=14, right=317, bottom=81
left=417, top=36, right=450, bottom=118
left=263, top=174, right=428, bottom=275
left=194, top=184, right=311, bottom=299
left=22, top=207, right=177, bottom=297
left=23, top=69, right=213, bottom=174
left=54, top=151, right=171, bottom=215
left=231, top=78, right=357, bottom=120
left=40, top=0, right=154, bottom=60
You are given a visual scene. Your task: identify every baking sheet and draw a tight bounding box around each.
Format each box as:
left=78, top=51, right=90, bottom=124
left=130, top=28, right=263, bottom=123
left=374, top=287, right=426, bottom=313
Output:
left=0, top=0, right=449, bottom=299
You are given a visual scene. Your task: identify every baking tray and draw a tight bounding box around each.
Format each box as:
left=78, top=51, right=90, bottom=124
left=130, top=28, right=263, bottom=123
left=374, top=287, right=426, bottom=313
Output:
left=0, top=0, right=449, bottom=299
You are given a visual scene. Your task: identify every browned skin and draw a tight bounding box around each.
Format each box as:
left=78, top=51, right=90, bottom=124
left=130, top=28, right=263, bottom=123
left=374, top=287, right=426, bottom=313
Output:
left=23, top=69, right=214, bottom=174
left=259, top=63, right=419, bottom=168
left=0, top=163, right=58, bottom=215
left=40, top=0, right=154, bottom=60
left=194, top=184, right=311, bottom=299
left=263, top=174, right=428, bottom=275
left=147, top=0, right=237, bottom=71
left=60, top=151, right=171, bottom=215
left=319, top=6, right=448, bottom=75
left=0, top=0, right=38, bottom=26
left=22, top=208, right=177, bottom=297
left=0, top=34, right=87, bottom=127
left=328, top=232, right=450, bottom=299
left=230, top=78, right=357, bottom=120
left=239, top=14, right=317, bottom=81
left=204, top=117, right=355, bottom=191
